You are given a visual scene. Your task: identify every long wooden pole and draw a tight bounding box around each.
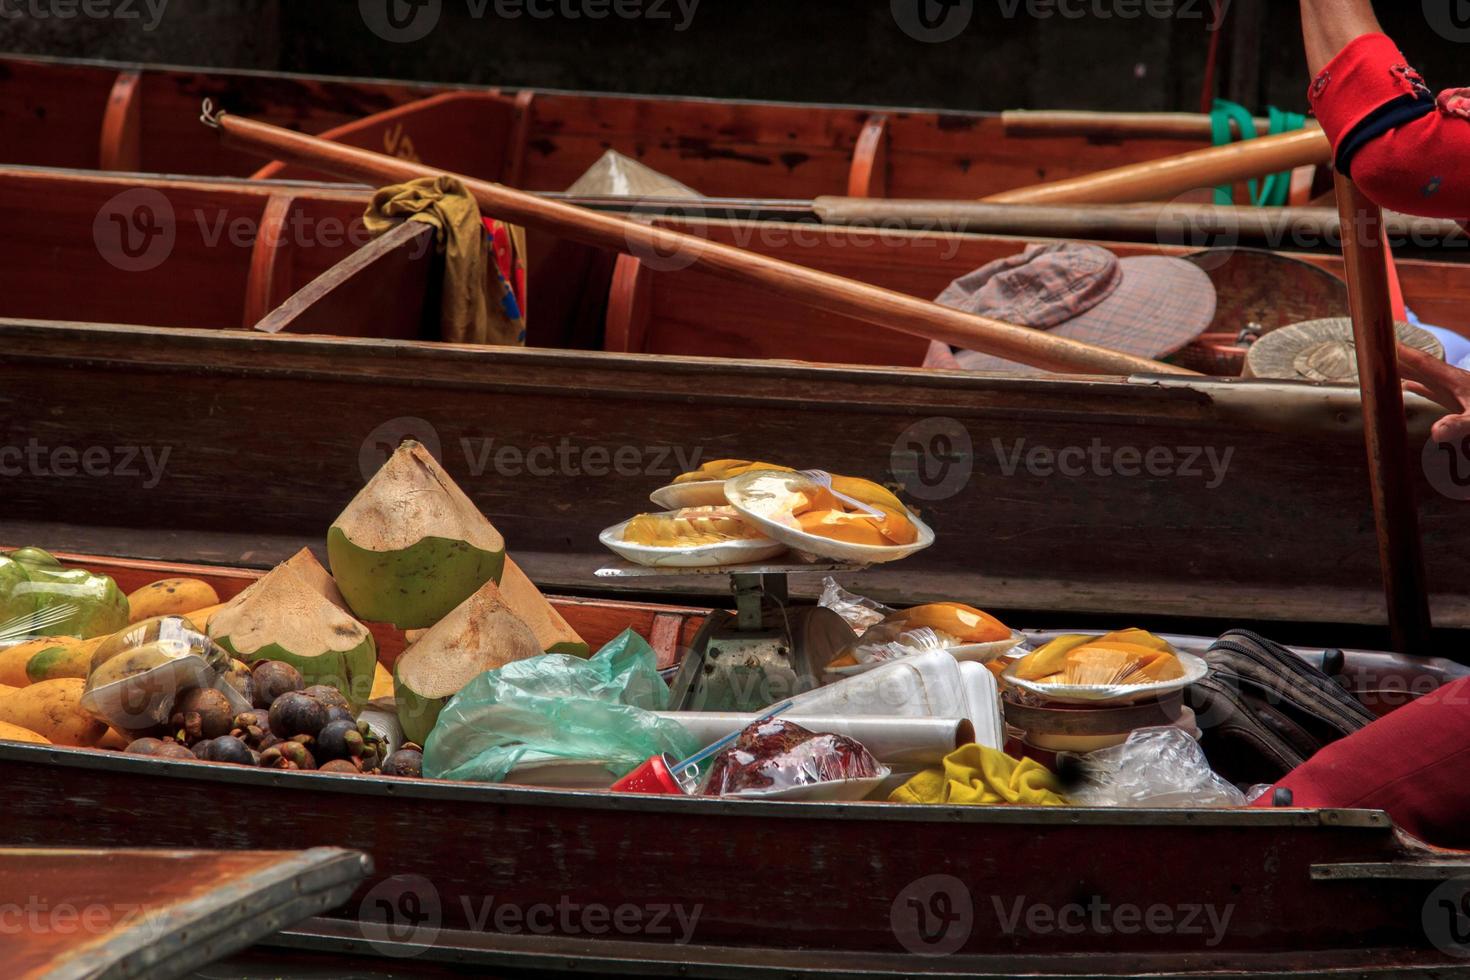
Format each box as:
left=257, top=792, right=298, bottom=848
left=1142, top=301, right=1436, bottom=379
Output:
left=983, top=128, right=1331, bottom=206
left=1000, top=109, right=1271, bottom=141
left=201, top=103, right=1196, bottom=378
left=1334, top=173, right=1432, bottom=653
left=812, top=197, right=1468, bottom=248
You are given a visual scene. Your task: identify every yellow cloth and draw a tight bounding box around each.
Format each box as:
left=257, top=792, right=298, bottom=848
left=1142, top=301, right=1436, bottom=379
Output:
left=362, top=176, right=519, bottom=346
left=890, top=744, right=1070, bottom=806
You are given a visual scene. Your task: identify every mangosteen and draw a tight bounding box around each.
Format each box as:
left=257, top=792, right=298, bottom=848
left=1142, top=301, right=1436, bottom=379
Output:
left=260, top=740, right=316, bottom=771
left=124, top=737, right=164, bottom=756
left=324, top=704, right=355, bottom=726
left=191, top=739, right=215, bottom=760
left=319, top=759, right=361, bottom=775
left=381, top=748, right=423, bottom=778
left=269, top=691, right=328, bottom=739
left=315, top=719, right=364, bottom=763
left=250, top=661, right=304, bottom=709
left=172, top=688, right=235, bottom=743
left=155, top=742, right=196, bottom=760
left=303, top=685, right=351, bottom=713
left=206, top=736, right=255, bottom=766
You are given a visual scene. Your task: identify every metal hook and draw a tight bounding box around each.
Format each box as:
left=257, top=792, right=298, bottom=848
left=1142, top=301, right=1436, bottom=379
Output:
left=199, top=99, right=225, bottom=129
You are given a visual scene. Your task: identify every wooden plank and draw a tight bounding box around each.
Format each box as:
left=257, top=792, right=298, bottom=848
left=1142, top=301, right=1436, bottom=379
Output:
left=4, top=847, right=366, bottom=980
left=253, top=221, right=437, bottom=340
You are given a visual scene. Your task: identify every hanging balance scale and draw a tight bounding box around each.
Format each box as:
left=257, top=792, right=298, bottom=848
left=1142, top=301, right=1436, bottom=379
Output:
left=595, top=561, right=863, bottom=712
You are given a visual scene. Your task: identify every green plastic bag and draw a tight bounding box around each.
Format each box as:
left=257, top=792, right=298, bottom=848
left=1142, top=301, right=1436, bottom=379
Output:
left=423, top=628, right=699, bottom=783
left=0, top=549, right=129, bottom=641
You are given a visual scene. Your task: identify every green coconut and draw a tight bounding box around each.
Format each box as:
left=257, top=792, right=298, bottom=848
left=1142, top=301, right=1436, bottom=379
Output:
left=328, top=440, right=505, bottom=629
left=7, top=547, right=61, bottom=568
left=393, top=579, right=541, bottom=744
left=499, top=556, right=588, bottom=658
left=208, top=562, right=376, bottom=711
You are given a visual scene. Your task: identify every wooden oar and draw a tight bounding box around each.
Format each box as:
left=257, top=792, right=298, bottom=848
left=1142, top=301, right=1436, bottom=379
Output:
left=199, top=102, right=1197, bottom=378
left=1000, top=109, right=1271, bottom=141
left=811, top=197, right=1469, bottom=248
left=1334, top=173, right=1432, bottom=654
left=984, top=128, right=1331, bottom=206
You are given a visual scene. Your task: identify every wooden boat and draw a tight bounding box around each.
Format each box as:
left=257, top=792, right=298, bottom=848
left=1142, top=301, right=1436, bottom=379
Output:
left=0, top=53, right=1316, bottom=202
left=2, top=845, right=367, bottom=979
left=3, top=550, right=1470, bottom=977
left=5, top=166, right=1470, bottom=628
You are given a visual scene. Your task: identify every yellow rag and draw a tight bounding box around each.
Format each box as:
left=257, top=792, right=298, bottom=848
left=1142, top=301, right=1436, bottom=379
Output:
left=890, top=744, right=1070, bottom=806
left=362, top=175, right=520, bottom=346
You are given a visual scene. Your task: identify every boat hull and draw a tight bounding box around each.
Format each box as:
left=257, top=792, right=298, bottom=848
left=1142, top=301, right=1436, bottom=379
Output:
left=2, top=319, right=1465, bottom=633
left=2, top=741, right=1468, bottom=977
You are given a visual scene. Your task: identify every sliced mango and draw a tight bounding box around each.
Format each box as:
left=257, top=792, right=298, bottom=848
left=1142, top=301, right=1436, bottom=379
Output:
left=890, top=603, right=1009, bottom=644
left=1013, top=634, right=1094, bottom=681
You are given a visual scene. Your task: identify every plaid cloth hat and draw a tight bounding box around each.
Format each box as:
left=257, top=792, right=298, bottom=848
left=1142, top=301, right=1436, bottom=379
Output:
left=923, top=242, right=1218, bottom=373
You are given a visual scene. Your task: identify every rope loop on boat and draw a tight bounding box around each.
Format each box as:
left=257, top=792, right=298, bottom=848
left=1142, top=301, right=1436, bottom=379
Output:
left=199, top=99, right=226, bottom=129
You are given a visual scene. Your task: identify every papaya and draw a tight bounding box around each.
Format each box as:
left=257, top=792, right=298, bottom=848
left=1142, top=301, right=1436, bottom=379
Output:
left=126, top=578, right=220, bottom=623
left=0, top=720, right=49, bottom=745
left=0, top=636, right=87, bottom=687
left=25, top=637, right=102, bottom=683
left=0, top=678, right=106, bottom=747
left=183, top=602, right=227, bottom=632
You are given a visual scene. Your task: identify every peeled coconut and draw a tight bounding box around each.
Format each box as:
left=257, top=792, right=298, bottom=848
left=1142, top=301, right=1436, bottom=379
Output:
left=208, top=563, right=376, bottom=711
left=499, top=557, right=588, bottom=657
left=328, top=440, right=505, bottom=629
left=393, top=579, right=541, bottom=744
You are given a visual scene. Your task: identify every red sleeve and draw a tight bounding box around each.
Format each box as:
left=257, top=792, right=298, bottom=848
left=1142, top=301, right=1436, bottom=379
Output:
left=1308, top=33, right=1470, bottom=220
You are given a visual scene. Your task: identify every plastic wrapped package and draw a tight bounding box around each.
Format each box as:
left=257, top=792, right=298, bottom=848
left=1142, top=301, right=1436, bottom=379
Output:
left=423, top=629, right=699, bottom=783
left=1066, top=727, right=1247, bottom=807
left=701, top=718, right=889, bottom=800
left=0, top=548, right=128, bottom=641
left=843, top=623, right=948, bottom=666
left=818, top=577, right=894, bottom=632
left=79, top=615, right=251, bottom=731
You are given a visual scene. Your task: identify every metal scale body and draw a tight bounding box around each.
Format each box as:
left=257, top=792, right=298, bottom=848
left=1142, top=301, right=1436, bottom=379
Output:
left=596, top=561, right=865, bottom=712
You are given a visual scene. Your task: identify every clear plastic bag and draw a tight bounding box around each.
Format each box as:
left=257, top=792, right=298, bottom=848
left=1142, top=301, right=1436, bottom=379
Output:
left=79, top=615, right=251, bottom=731
left=844, top=623, right=947, bottom=666
left=423, top=629, right=700, bottom=783
left=701, top=718, right=887, bottom=799
left=1066, top=727, right=1246, bottom=807
left=818, top=577, right=894, bottom=632
left=0, top=549, right=128, bottom=642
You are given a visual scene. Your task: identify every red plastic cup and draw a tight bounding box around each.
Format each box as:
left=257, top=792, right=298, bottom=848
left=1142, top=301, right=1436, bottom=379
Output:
left=611, top=753, right=688, bottom=795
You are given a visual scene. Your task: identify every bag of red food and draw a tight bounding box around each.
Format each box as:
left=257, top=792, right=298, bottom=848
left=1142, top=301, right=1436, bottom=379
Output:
left=700, top=718, right=889, bottom=801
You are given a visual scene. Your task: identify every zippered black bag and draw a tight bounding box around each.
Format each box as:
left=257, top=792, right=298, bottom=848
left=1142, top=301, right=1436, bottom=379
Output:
left=1185, top=629, right=1377, bottom=785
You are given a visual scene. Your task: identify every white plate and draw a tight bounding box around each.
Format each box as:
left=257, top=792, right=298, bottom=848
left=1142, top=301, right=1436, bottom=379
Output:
left=598, top=515, right=787, bottom=568
left=649, top=480, right=728, bottom=510
left=714, top=770, right=890, bottom=802
left=1001, top=651, right=1209, bottom=704
left=823, top=631, right=1024, bottom=678
left=723, top=470, right=934, bottom=564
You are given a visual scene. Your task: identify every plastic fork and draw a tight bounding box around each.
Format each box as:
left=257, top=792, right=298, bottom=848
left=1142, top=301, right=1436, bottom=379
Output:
left=798, top=469, right=884, bottom=518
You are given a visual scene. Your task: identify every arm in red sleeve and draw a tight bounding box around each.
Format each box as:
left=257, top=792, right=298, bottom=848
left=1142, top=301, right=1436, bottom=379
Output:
left=1309, top=33, right=1470, bottom=221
